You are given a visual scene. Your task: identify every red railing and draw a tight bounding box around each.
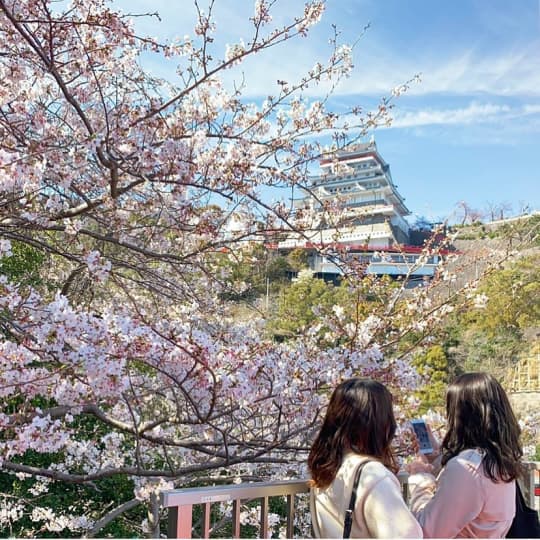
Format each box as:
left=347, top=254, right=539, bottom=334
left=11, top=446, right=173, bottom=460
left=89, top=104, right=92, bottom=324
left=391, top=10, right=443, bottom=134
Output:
left=265, top=241, right=455, bottom=255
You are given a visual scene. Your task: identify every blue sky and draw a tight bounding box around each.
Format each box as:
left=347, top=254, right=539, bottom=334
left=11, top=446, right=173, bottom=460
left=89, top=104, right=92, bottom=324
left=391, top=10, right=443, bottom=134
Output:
left=114, top=0, right=540, bottom=223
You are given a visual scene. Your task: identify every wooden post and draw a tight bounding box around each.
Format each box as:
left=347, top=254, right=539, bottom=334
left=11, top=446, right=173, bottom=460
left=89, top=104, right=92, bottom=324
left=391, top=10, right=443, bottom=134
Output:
left=167, top=505, right=193, bottom=539
left=260, top=497, right=269, bottom=539
left=286, top=494, right=295, bottom=538
left=232, top=499, right=241, bottom=538
left=201, top=503, right=211, bottom=538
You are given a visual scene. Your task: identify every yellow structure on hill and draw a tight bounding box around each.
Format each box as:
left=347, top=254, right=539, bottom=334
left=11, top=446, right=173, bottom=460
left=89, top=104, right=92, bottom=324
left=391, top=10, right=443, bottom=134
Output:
left=509, top=344, right=540, bottom=392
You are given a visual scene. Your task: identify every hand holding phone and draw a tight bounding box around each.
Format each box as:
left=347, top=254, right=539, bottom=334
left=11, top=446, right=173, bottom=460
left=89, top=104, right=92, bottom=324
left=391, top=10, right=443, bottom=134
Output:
left=411, top=419, right=434, bottom=455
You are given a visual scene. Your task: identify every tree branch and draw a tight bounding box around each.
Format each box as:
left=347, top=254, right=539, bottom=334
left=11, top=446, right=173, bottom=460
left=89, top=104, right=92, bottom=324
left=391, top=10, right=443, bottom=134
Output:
left=86, top=498, right=142, bottom=538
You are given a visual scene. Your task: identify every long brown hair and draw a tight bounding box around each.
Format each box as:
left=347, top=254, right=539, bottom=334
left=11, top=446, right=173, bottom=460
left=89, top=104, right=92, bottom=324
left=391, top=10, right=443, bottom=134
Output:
left=441, top=372, right=522, bottom=482
left=308, top=378, right=398, bottom=488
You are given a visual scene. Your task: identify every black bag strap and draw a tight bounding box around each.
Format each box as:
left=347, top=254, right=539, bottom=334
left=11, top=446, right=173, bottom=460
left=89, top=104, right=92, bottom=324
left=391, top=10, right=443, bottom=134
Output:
left=506, top=480, right=540, bottom=539
left=343, top=460, right=372, bottom=539
left=516, top=481, right=526, bottom=510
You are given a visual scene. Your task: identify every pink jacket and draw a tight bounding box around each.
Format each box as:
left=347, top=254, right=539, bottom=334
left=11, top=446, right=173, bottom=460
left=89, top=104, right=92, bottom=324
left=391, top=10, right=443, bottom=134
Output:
left=409, top=448, right=515, bottom=538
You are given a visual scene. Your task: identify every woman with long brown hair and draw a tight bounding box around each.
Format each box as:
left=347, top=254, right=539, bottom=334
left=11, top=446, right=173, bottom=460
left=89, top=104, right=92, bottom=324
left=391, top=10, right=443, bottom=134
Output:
left=308, top=378, right=422, bottom=538
left=409, top=372, right=523, bottom=538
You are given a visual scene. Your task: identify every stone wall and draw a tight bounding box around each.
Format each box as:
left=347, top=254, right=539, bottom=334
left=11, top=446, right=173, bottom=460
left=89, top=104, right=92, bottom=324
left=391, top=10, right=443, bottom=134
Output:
left=510, top=392, right=540, bottom=416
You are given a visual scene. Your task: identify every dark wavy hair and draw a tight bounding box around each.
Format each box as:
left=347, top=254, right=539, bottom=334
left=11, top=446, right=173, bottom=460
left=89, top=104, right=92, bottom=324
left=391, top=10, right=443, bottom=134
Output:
left=441, top=372, right=522, bottom=482
left=308, top=378, right=398, bottom=488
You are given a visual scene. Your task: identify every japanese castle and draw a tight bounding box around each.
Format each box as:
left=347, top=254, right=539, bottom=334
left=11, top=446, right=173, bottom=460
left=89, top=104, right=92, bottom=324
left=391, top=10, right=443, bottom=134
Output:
left=276, top=141, right=440, bottom=280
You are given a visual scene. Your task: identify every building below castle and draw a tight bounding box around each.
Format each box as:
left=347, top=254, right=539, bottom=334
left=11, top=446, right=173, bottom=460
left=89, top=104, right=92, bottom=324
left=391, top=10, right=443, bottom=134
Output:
left=274, top=141, right=441, bottom=281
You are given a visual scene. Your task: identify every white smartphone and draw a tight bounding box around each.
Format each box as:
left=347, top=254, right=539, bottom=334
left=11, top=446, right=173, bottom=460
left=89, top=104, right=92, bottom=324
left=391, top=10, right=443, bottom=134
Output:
left=411, top=419, right=434, bottom=454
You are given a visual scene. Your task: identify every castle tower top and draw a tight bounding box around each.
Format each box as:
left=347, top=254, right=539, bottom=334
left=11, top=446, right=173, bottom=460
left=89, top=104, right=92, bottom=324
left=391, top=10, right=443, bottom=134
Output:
left=301, top=141, right=410, bottom=217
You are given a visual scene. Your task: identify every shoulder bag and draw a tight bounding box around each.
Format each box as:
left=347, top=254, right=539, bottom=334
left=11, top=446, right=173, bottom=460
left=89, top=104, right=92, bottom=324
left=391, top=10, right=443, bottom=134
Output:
left=343, top=460, right=373, bottom=539
left=506, top=481, right=540, bottom=538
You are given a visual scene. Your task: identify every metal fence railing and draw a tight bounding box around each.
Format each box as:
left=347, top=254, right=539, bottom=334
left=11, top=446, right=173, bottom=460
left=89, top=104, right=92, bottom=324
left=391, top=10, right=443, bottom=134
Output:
left=161, top=462, right=540, bottom=539
left=161, top=479, right=310, bottom=539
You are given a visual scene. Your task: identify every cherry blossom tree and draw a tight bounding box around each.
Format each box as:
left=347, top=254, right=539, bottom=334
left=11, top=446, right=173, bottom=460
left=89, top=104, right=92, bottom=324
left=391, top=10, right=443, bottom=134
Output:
left=0, top=0, right=419, bottom=534
left=455, top=200, right=483, bottom=226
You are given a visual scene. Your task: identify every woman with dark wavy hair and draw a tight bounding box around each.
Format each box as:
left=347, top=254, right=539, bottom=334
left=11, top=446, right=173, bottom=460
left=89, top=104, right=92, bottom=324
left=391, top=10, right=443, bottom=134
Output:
left=409, top=372, right=522, bottom=538
left=308, top=378, right=422, bottom=538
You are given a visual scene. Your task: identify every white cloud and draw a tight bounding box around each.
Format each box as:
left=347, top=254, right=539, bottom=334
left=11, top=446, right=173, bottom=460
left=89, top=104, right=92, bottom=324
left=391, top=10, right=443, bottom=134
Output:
left=388, top=102, right=540, bottom=129
left=333, top=45, right=540, bottom=98
left=391, top=102, right=506, bottom=128
left=523, top=104, right=540, bottom=114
